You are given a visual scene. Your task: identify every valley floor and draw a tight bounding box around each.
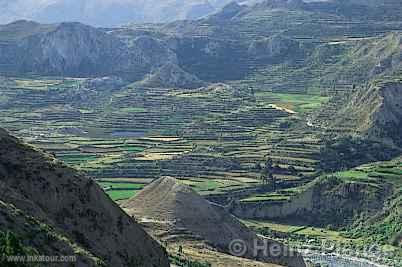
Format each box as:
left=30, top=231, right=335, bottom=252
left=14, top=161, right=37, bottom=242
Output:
left=0, top=76, right=400, bottom=266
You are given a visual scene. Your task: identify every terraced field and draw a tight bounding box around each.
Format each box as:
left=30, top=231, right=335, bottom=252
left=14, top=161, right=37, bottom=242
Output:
left=239, top=157, right=402, bottom=266
left=0, top=77, right=329, bottom=201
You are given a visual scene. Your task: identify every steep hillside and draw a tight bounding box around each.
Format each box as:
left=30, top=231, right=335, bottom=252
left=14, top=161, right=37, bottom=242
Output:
left=232, top=156, right=401, bottom=248
left=0, top=200, right=102, bottom=266
left=237, top=157, right=402, bottom=266
left=319, top=77, right=402, bottom=146
left=231, top=175, right=392, bottom=226
left=328, top=158, right=402, bottom=248
left=321, top=33, right=402, bottom=85
left=346, top=79, right=402, bottom=145
left=0, top=20, right=176, bottom=80
left=123, top=177, right=306, bottom=267
left=0, top=128, right=170, bottom=267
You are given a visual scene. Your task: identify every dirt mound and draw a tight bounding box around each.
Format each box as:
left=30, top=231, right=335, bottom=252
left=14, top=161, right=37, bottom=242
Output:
left=0, top=128, right=169, bottom=267
left=123, top=177, right=306, bottom=267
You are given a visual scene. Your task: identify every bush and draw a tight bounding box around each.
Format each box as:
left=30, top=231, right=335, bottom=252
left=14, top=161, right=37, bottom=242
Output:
left=169, top=254, right=211, bottom=267
left=0, top=231, right=39, bottom=267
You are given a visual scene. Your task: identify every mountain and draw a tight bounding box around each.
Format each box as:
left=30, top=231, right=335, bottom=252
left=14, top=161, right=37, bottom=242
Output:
left=0, top=128, right=170, bottom=267
left=0, top=20, right=177, bottom=80
left=0, top=0, right=211, bottom=26
left=122, top=177, right=306, bottom=267
left=2, top=1, right=402, bottom=83
left=0, top=0, right=269, bottom=27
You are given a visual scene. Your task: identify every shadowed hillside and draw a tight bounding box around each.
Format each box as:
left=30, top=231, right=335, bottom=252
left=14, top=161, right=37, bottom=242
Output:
left=0, top=128, right=169, bottom=267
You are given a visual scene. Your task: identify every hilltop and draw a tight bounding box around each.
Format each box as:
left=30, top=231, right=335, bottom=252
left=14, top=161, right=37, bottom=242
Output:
left=0, top=128, right=169, bottom=267
left=123, top=177, right=306, bottom=267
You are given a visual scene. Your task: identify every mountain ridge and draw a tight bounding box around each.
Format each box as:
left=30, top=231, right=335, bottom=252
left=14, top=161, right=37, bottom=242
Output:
left=0, top=128, right=170, bottom=267
left=0, top=0, right=267, bottom=27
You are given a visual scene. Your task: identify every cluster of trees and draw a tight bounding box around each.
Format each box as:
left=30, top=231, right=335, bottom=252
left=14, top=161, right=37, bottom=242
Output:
left=255, top=156, right=300, bottom=190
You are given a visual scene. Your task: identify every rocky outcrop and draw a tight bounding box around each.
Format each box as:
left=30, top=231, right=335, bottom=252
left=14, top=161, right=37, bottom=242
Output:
left=0, top=128, right=170, bottom=267
left=123, top=177, right=306, bottom=267
left=326, top=78, right=402, bottom=146
left=248, top=35, right=301, bottom=62
left=139, top=63, right=206, bottom=89
left=352, top=81, right=402, bottom=145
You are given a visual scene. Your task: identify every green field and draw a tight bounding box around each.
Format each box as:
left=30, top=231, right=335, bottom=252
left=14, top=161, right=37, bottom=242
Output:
left=98, top=180, right=146, bottom=201
left=106, top=190, right=140, bottom=201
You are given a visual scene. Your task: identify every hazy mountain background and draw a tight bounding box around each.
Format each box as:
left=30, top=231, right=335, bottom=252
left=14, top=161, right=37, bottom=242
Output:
left=0, top=0, right=341, bottom=26
left=0, top=0, right=266, bottom=26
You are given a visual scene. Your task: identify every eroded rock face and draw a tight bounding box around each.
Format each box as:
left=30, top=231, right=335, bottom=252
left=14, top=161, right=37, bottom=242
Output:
left=231, top=176, right=390, bottom=227
left=0, top=128, right=170, bottom=267
left=248, top=35, right=301, bottom=61
left=0, top=21, right=177, bottom=80
left=340, top=80, right=402, bottom=145
left=365, top=82, right=402, bottom=145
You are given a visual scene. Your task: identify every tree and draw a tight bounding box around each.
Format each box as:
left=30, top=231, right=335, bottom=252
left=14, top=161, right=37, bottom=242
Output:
left=260, top=157, right=276, bottom=190
left=288, top=165, right=297, bottom=174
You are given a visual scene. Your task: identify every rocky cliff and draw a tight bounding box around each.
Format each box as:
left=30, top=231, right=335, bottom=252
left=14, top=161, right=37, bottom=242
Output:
left=0, top=128, right=170, bottom=267
left=349, top=80, right=402, bottom=145
left=324, top=78, right=402, bottom=146
left=231, top=176, right=391, bottom=227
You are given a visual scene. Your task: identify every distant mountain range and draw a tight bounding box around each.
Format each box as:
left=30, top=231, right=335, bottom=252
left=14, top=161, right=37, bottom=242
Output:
left=0, top=0, right=268, bottom=27
left=2, top=0, right=397, bottom=27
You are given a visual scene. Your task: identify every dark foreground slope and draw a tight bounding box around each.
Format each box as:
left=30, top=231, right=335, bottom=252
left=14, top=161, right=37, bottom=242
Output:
left=123, top=177, right=306, bottom=267
left=0, top=128, right=169, bottom=267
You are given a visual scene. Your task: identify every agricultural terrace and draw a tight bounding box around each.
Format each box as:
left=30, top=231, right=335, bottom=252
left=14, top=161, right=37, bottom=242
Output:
left=0, top=77, right=329, bottom=202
